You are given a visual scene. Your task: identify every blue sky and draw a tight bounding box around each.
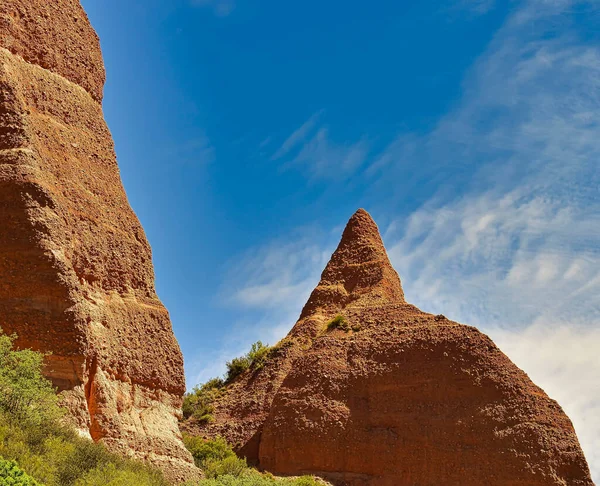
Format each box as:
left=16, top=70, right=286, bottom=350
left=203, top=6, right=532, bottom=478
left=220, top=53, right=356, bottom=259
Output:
left=81, top=0, right=599, bottom=479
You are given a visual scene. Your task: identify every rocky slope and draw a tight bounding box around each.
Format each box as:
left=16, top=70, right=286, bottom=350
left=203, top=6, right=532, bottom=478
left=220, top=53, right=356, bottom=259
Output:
left=185, top=209, right=594, bottom=486
left=0, top=0, right=195, bottom=481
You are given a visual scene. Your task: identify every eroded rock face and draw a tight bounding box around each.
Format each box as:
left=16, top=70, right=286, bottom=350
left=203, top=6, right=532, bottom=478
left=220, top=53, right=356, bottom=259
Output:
left=187, top=209, right=594, bottom=485
left=0, top=0, right=195, bottom=480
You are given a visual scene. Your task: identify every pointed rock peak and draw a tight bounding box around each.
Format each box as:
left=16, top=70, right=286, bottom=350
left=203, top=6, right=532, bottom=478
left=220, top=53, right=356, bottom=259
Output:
left=336, top=208, right=388, bottom=265
left=298, top=209, right=404, bottom=320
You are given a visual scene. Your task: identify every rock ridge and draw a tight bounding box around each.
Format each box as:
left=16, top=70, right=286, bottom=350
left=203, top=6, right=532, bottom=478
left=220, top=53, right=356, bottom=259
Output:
left=185, top=209, right=594, bottom=486
left=0, top=0, right=195, bottom=481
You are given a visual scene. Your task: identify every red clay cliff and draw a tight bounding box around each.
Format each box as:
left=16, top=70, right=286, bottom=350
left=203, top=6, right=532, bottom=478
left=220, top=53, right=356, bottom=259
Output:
left=0, top=0, right=194, bottom=480
left=185, top=209, right=594, bottom=486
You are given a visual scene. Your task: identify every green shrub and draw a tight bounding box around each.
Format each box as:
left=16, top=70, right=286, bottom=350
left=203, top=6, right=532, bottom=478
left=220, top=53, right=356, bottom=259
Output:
left=0, top=331, right=168, bottom=486
left=326, top=315, right=349, bottom=332
left=183, top=435, right=236, bottom=468
left=187, top=469, right=321, bottom=485
left=225, top=342, right=272, bottom=383
left=0, top=458, right=40, bottom=486
left=0, top=333, right=62, bottom=426
left=182, top=436, right=321, bottom=486
left=224, top=356, right=251, bottom=383
left=202, top=456, right=247, bottom=479
left=74, top=462, right=165, bottom=486
left=182, top=379, right=224, bottom=422
left=246, top=341, right=271, bottom=370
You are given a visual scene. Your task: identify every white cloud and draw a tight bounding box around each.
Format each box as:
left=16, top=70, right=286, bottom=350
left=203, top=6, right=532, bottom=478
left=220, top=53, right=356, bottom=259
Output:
left=190, top=0, right=235, bottom=17
left=451, top=0, right=497, bottom=16
left=166, top=134, right=215, bottom=165
left=226, top=236, right=331, bottom=311
left=191, top=0, right=600, bottom=479
left=271, top=111, right=323, bottom=160
left=490, top=324, right=600, bottom=480
left=186, top=233, right=334, bottom=387
left=271, top=112, right=369, bottom=180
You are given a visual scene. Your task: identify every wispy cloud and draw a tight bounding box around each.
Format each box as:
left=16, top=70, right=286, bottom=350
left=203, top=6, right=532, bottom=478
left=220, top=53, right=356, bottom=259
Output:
left=271, top=111, right=323, bottom=160
left=187, top=233, right=334, bottom=387
left=450, top=0, right=497, bottom=16
left=376, top=1, right=600, bottom=477
left=271, top=111, right=369, bottom=180
left=193, top=0, right=599, bottom=478
left=162, top=134, right=215, bottom=165
left=190, top=0, right=235, bottom=17
left=226, top=235, right=331, bottom=312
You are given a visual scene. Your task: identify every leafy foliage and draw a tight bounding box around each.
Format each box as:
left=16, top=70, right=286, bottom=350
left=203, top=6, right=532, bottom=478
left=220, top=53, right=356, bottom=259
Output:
left=182, top=437, right=321, bottom=486
left=0, top=458, right=40, bottom=486
left=202, top=456, right=248, bottom=479
left=183, top=436, right=246, bottom=479
left=246, top=341, right=271, bottom=370
left=225, top=341, right=272, bottom=383
left=183, top=435, right=236, bottom=467
left=182, top=379, right=224, bottom=422
left=326, top=315, right=350, bottom=332
left=0, top=333, right=61, bottom=426
left=187, top=468, right=321, bottom=485
left=0, top=331, right=167, bottom=486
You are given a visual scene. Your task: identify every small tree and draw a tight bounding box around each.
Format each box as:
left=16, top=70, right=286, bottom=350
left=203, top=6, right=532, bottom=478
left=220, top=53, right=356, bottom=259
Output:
left=0, top=332, right=61, bottom=426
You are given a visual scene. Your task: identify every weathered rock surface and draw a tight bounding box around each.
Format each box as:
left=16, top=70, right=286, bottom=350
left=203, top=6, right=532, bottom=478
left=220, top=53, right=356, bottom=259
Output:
left=186, top=209, right=594, bottom=485
left=0, top=0, right=195, bottom=480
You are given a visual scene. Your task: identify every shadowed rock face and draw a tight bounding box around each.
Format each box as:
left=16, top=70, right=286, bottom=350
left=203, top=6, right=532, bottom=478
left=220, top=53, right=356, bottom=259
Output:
left=0, top=0, right=195, bottom=480
left=187, top=209, right=594, bottom=486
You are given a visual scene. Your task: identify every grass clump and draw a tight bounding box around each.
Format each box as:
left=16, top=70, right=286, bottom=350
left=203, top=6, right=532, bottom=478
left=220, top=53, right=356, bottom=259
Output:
left=0, top=331, right=167, bottom=486
left=326, top=315, right=350, bottom=332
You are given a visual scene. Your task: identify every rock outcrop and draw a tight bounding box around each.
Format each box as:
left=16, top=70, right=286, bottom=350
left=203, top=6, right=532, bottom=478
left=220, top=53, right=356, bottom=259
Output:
left=0, top=0, right=195, bottom=480
left=186, top=209, right=594, bottom=485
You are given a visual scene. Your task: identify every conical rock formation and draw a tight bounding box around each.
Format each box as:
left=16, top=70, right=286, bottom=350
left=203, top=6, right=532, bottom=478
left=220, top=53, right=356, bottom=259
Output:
left=187, top=209, right=593, bottom=486
left=0, top=0, right=195, bottom=480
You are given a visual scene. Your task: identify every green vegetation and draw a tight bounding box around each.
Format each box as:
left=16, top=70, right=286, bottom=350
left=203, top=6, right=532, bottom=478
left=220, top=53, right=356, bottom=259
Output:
left=182, top=379, right=224, bottom=423
left=183, top=435, right=236, bottom=467
left=0, top=458, right=40, bottom=485
left=183, top=437, right=320, bottom=486
left=225, top=341, right=272, bottom=383
left=0, top=331, right=322, bottom=486
left=326, top=315, right=350, bottom=332
left=183, top=341, right=275, bottom=423
left=0, top=333, right=61, bottom=426
left=0, top=332, right=167, bottom=486
left=188, top=470, right=320, bottom=485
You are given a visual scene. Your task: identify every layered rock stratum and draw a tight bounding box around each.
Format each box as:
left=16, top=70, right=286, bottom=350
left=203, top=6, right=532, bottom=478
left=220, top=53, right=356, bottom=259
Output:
left=0, top=0, right=195, bottom=480
left=185, top=209, right=594, bottom=486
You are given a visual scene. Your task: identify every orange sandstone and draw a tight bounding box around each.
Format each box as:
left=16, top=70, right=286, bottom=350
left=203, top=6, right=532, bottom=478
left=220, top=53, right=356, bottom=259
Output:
left=0, top=0, right=195, bottom=480
left=186, top=209, right=594, bottom=486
